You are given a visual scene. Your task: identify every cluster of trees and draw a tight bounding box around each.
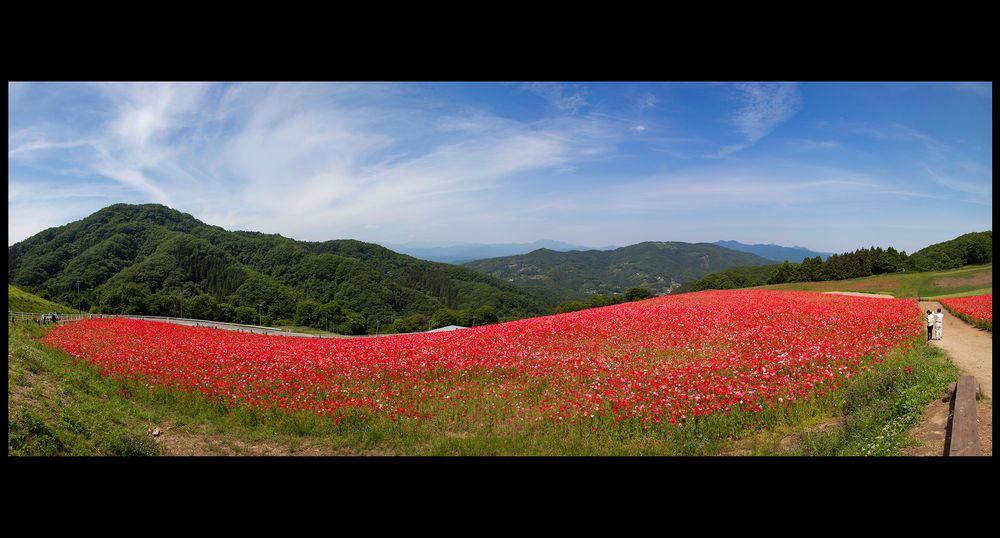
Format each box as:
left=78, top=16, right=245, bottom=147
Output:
left=293, top=300, right=367, bottom=334
left=386, top=305, right=502, bottom=334
left=82, top=282, right=263, bottom=325
left=75, top=281, right=371, bottom=334
left=768, top=246, right=910, bottom=284
left=681, top=265, right=776, bottom=292
left=553, top=287, right=654, bottom=314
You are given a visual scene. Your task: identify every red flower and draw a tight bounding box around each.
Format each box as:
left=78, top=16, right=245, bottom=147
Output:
left=41, top=289, right=921, bottom=429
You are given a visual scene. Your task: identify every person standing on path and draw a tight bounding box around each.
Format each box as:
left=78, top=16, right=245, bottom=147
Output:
left=934, top=308, right=944, bottom=340
left=926, top=310, right=935, bottom=341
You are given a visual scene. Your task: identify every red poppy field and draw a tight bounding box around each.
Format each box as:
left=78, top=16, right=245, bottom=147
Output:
left=939, top=294, right=992, bottom=331
left=42, top=290, right=923, bottom=434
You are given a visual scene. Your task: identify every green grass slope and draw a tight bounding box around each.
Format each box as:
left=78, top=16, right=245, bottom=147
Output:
left=8, top=284, right=81, bottom=313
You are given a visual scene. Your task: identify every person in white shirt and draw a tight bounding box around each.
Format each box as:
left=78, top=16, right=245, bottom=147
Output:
left=934, top=308, right=944, bottom=340
left=926, top=310, right=934, bottom=341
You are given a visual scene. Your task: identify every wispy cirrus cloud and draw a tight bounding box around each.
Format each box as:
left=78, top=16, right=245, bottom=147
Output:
left=522, top=82, right=589, bottom=114
left=8, top=82, right=992, bottom=254
left=950, top=82, right=992, bottom=100
left=9, top=82, right=632, bottom=244
left=716, top=82, right=803, bottom=157
left=847, top=121, right=949, bottom=157
left=635, top=93, right=657, bottom=110
left=921, top=164, right=992, bottom=199
left=8, top=128, right=93, bottom=159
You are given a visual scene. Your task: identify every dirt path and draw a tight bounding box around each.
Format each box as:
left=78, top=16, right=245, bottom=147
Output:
left=904, top=301, right=992, bottom=456
left=920, top=301, right=992, bottom=399
left=823, top=292, right=897, bottom=299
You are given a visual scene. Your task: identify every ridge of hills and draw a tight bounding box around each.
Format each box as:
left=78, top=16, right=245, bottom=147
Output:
left=462, top=241, right=774, bottom=297
left=378, top=240, right=616, bottom=264
left=713, top=240, right=831, bottom=262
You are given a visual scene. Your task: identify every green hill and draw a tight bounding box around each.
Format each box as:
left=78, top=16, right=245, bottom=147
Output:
left=7, top=204, right=556, bottom=331
left=463, top=241, right=773, bottom=298
left=8, top=284, right=81, bottom=314
left=908, top=231, right=992, bottom=271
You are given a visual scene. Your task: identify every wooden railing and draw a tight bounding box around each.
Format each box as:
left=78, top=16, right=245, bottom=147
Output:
left=945, top=375, right=982, bottom=456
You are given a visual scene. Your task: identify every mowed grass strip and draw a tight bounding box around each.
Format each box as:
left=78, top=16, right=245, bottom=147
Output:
left=7, top=284, right=81, bottom=314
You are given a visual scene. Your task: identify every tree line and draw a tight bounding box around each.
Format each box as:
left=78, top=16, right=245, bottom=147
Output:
left=552, top=287, right=654, bottom=314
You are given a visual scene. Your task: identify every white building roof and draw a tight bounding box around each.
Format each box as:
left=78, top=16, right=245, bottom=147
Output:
left=427, top=325, right=467, bottom=332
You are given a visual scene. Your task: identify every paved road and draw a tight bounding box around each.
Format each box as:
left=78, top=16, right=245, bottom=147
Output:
left=117, top=316, right=405, bottom=339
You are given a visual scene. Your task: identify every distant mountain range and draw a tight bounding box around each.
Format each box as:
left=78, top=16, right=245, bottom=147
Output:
left=463, top=242, right=773, bottom=298
left=387, top=239, right=831, bottom=265
left=380, top=240, right=617, bottom=264
left=714, top=240, right=832, bottom=263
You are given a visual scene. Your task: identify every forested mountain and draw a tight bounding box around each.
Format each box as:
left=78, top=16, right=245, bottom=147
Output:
left=714, top=240, right=831, bottom=263
left=462, top=242, right=773, bottom=297
left=7, top=204, right=559, bottom=332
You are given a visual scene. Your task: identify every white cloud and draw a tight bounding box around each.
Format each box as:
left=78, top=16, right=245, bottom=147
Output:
left=636, top=93, right=657, bottom=109
left=950, top=82, right=992, bottom=99
left=786, top=139, right=840, bottom=150
left=717, top=82, right=802, bottom=156
left=522, top=83, right=589, bottom=114
left=59, top=83, right=617, bottom=243
left=8, top=128, right=93, bottom=160
left=842, top=121, right=949, bottom=159
left=921, top=164, right=993, bottom=198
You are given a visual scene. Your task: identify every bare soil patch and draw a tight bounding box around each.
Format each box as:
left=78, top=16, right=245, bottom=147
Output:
left=793, top=278, right=903, bottom=293
left=903, top=398, right=950, bottom=456
left=823, top=292, right=896, bottom=299
left=933, top=269, right=992, bottom=290
left=155, top=423, right=330, bottom=456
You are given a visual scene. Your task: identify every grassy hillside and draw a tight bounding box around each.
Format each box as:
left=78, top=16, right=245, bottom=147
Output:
left=464, top=241, right=773, bottom=297
left=761, top=264, right=992, bottom=299
left=8, top=284, right=81, bottom=314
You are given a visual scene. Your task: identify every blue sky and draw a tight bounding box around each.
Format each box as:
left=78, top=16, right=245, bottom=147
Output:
left=8, top=81, right=992, bottom=254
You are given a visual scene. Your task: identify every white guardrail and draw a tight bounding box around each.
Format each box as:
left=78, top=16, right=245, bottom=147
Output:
left=9, top=311, right=93, bottom=323
left=8, top=311, right=416, bottom=338
left=7, top=311, right=277, bottom=331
